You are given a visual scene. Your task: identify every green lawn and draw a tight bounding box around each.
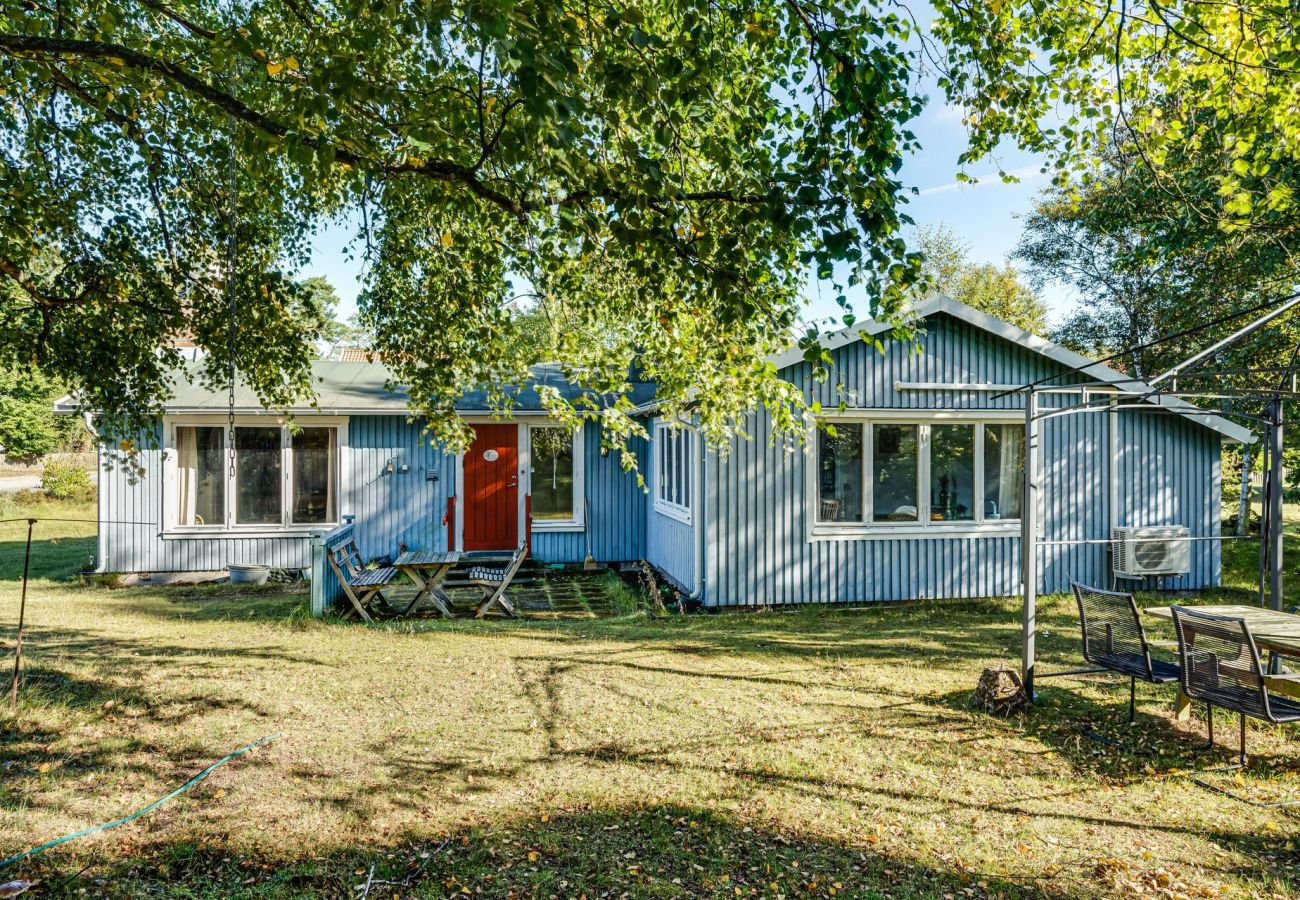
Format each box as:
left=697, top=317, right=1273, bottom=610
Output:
left=2, top=504, right=1299, bottom=898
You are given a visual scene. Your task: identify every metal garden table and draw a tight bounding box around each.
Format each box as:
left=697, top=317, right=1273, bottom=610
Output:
left=1145, top=604, right=1300, bottom=719
left=393, top=550, right=462, bottom=617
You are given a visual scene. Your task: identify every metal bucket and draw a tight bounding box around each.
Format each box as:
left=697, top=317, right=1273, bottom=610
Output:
left=228, top=563, right=270, bottom=585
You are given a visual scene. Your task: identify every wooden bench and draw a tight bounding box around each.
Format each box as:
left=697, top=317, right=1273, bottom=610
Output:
left=468, top=543, right=528, bottom=619
left=325, top=539, right=398, bottom=623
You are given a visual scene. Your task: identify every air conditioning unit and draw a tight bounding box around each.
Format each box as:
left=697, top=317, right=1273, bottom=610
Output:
left=1111, top=526, right=1190, bottom=578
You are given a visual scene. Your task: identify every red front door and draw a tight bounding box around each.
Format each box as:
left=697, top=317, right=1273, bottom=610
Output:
left=462, top=424, right=519, bottom=551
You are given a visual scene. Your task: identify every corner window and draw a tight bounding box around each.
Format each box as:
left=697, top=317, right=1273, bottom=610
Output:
left=813, top=417, right=1021, bottom=535
left=529, top=425, right=578, bottom=523
left=168, top=419, right=342, bottom=532
left=654, top=422, right=694, bottom=523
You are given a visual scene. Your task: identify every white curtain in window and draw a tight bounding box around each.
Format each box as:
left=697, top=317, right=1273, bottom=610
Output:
left=999, top=426, right=1024, bottom=518
left=176, top=427, right=197, bottom=525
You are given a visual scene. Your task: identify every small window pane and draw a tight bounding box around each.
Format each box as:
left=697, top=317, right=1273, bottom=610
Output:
left=292, top=428, right=336, bottom=524
left=235, top=426, right=283, bottom=525
left=531, top=427, right=575, bottom=520
left=930, top=424, right=975, bottom=522
left=656, top=425, right=692, bottom=514
left=176, top=426, right=224, bottom=526
left=872, top=424, right=918, bottom=522
left=818, top=424, right=863, bottom=522
left=983, top=424, right=1024, bottom=520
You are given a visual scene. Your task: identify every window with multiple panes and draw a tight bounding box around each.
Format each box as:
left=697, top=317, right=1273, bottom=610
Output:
left=815, top=419, right=1023, bottom=531
left=529, top=425, right=579, bottom=524
left=171, top=421, right=339, bottom=531
left=654, top=422, right=694, bottom=523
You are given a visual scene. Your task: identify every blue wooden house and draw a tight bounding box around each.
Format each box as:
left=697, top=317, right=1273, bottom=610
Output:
left=76, top=296, right=1250, bottom=609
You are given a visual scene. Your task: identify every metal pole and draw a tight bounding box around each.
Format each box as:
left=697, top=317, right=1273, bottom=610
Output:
left=1270, top=398, right=1284, bottom=612
left=1149, top=293, right=1300, bottom=386
left=9, top=518, right=34, bottom=715
left=1257, top=434, right=1269, bottom=607
left=1022, top=389, right=1039, bottom=700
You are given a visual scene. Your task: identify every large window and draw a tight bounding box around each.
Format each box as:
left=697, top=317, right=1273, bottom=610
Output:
left=982, top=424, right=1024, bottom=521
left=176, top=426, right=225, bottom=526
left=170, top=420, right=341, bottom=532
left=818, top=424, right=863, bottom=522
left=529, top=425, right=578, bottom=523
left=655, top=422, right=694, bottom=523
left=873, top=424, right=919, bottom=522
left=814, top=417, right=1022, bottom=533
left=292, top=428, right=338, bottom=524
left=235, top=426, right=283, bottom=525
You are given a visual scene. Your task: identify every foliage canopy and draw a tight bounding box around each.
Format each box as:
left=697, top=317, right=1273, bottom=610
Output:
left=3, top=0, right=1299, bottom=456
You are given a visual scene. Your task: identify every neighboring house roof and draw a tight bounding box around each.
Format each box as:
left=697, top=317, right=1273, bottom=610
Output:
left=764, top=295, right=1254, bottom=444
left=53, top=361, right=658, bottom=416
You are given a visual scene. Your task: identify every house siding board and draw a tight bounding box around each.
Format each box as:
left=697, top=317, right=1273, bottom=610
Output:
left=100, top=415, right=646, bottom=572
left=701, top=314, right=1222, bottom=607
left=579, top=424, right=648, bottom=564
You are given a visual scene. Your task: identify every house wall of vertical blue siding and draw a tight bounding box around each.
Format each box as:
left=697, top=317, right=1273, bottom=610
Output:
left=701, top=313, right=1225, bottom=606
left=98, top=423, right=319, bottom=572
left=645, top=416, right=697, bottom=590
left=531, top=424, right=648, bottom=564
left=347, top=416, right=455, bottom=560
left=99, top=415, right=646, bottom=573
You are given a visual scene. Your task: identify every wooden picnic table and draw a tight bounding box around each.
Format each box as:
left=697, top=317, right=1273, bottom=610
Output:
left=1145, top=604, right=1300, bottom=719
left=393, top=550, right=462, bottom=618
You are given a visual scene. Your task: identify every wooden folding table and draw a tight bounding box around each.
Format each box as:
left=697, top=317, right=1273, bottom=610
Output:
left=393, top=550, right=462, bottom=617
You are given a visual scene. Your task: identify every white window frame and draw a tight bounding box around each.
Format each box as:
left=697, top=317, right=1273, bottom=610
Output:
left=162, top=415, right=348, bottom=538
left=525, top=422, right=585, bottom=531
left=808, top=409, right=1023, bottom=541
left=653, top=420, right=695, bottom=525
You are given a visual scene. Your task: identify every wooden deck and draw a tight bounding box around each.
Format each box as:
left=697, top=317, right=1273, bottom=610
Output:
left=393, top=570, right=627, bottom=620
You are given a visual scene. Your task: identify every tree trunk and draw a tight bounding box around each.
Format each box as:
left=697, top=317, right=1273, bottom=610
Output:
left=1238, top=448, right=1253, bottom=536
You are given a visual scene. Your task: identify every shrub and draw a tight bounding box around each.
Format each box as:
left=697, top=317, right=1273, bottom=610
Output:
left=42, top=459, right=94, bottom=500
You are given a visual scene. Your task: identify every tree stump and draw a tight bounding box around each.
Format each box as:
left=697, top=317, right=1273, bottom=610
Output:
left=973, top=664, right=1029, bottom=715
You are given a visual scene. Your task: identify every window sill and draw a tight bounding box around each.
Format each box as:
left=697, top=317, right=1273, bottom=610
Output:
left=653, top=501, right=693, bottom=526
left=808, top=523, right=1021, bottom=541
left=530, top=520, right=585, bottom=532
left=162, top=527, right=335, bottom=540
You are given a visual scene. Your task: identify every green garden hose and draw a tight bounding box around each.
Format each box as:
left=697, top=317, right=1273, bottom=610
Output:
left=0, top=733, right=280, bottom=872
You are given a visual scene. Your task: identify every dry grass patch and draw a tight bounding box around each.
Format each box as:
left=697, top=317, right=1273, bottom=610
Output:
left=1, top=513, right=1300, bottom=897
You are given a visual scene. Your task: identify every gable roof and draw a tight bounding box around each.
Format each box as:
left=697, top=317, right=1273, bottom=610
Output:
left=54, top=361, right=658, bottom=416
left=767, top=295, right=1253, bottom=444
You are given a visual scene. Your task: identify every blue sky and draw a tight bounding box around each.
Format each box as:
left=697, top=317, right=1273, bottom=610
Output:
left=300, top=72, right=1073, bottom=332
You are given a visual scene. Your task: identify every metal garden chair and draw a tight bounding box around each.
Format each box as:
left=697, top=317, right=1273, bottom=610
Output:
left=1072, top=582, right=1181, bottom=725
left=1169, top=606, right=1300, bottom=804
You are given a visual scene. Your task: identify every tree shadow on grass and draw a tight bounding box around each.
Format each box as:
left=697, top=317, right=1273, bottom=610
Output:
left=16, top=804, right=1092, bottom=899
